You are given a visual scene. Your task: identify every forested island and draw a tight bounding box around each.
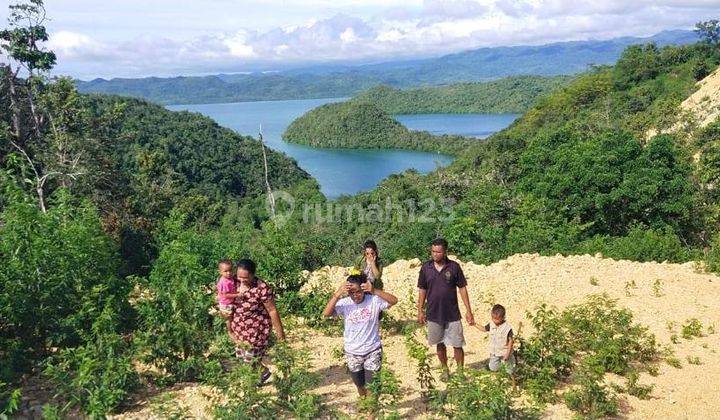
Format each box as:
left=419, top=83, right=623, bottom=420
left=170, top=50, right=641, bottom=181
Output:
left=282, top=101, right=475, bottom=155
left=3, top=1, right=720, bottom=417
left=353, top=75, right=571, bottom=114
left=281, top=75, right=570, bottom=154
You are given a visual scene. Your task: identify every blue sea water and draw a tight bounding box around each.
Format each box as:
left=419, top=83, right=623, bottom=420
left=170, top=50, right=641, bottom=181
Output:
left=168, top=99, right=517, bottom=199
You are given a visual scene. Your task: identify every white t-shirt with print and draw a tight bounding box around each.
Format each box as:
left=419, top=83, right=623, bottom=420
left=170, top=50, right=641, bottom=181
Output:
left=334, top=294, right=389, bottom=355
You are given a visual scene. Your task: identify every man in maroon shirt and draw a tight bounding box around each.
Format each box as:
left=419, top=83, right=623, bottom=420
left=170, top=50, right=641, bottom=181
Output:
left=416, top=238, right=475, bottom=380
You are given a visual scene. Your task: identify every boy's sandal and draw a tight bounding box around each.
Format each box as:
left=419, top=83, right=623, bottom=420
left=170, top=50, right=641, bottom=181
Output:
left=257, top=367, right=271, bottom=386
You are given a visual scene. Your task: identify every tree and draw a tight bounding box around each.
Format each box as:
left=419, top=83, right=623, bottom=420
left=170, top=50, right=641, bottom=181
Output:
left=0, top=0, right=64, bottom=212
left=695, top=19, right=720, bottom=47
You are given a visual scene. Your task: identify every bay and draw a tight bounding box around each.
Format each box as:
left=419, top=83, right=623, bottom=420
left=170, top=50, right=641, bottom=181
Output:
left=168, top=99, right=517, bottom=199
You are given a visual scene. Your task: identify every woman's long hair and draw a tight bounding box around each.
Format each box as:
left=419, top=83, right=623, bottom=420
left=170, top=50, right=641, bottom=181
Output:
left=362, top=239, right=381, bottom=264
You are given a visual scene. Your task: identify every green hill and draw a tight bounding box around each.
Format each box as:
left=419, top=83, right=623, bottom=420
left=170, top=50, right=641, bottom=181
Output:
left=317, top=40, right=720, bottom=265
left=282, top=101, right=474, bottom=155
left=352, top=75, right=571, bottom=114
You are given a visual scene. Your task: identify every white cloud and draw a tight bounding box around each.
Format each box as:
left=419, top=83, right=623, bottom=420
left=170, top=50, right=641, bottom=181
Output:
left=223, top=32, right=257, bottom=57
left=47, top=31, right=106, bottom=59
left=340, top=27, right=359, bottom=42
left=35, top=0, right=720, bottom=78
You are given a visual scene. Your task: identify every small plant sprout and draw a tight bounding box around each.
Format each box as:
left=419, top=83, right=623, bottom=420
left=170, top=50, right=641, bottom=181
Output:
left=404, top=327, right=435, bottom=400
left=708, top=323, right=716, bottom=335
left=331, top=345, right=345, bottom=364
left=625, top=372, right=653, bottom=399
left=686, top=356, right=702, bottom=365
left=666, top=321, right=676, bottom=332
left=681, top=319, right=704, bottom=339
left=652, top=279, right=663, bottom=297
left=670, top=334, right=680, bottom=344
left=360, top=365, right=401, bottom=419
left=624, top=279, right=637, bottom=296
left=665, top=356, right=682, bottom=368
left=482, top=291, right=496, bottom=307
left=589, top=277, right=599, bottom=286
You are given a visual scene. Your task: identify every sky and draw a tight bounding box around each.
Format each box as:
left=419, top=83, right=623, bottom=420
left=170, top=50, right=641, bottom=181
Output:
left=1, top=0, right=718, bottom=79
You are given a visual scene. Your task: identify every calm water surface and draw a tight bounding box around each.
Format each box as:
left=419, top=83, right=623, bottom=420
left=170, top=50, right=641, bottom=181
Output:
left=168, top=99, right=517, bottom=198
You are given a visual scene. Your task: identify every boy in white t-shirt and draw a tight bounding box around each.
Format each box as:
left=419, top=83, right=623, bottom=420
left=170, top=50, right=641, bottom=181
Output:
left=322, top=272, right=398, bottom=397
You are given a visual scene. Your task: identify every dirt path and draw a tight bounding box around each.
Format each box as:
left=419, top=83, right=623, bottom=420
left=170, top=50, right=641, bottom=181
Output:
left=115, top=253, right=720, bottom=419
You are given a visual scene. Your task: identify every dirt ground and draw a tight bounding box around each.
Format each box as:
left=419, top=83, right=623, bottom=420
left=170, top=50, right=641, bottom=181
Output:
left=114, top=253, right=720, bottom=419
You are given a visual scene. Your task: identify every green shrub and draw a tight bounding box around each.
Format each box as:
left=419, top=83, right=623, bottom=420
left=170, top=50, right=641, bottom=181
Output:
left=517, top=295, right=659, bottom=406
left=43, top=309, right=139, bottom=416
left=431, top=370, right=538, bottom=419
left=404, top=326, right=435, bottom=400
left=625, top=371, right=653, bottom=399
left=686, top=356, right=702, bottom=365
left=567, top=295, right=658, bottom=372
left=0, top=190, right=130, bottom=383
left=516, top=304, right=574, bottom=402
left=563, top=360, right=618, bottom=419
left=212, top=363, right=275, bottom=420
left=133, top=212, right=225, bottom=381
left=271, top=342, right=323, bottom=418
left=681, top=318, right=704, bottom=339
left=275, top=287, right=340, bottom=335
left=360, top=365, right=402, bottom=419
left=577, top=227, right=690, bottom=263
left=0, top=382, right=21, bottom=417
left=665, top=354, right=683, bottom=368
left=706, top=233, right=720, bottom=273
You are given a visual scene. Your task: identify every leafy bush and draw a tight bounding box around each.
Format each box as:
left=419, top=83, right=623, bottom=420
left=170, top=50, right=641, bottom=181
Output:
left=0, top=382, right=21, bottom=417
left=561, top=295, right=658, bottom=374
left=0, top=190, right=129, bottom=371
left=681, top=318, right=704, bottom=339
left=563, top=359, right=619, bottom=419
left=275, top=286, right=339, bottom=334
left=625, top=372, right=653, bottom=399
left=577, top=227, right=691, bottom=263
left=705, top=233, right=720, bottom=273
left=271, top=342, right=323, bottom=418
left=515, top=305, right=574, bottom=402
left=360, top=365, right=402, bottom=419
left=43, top=309, right=139, bottom=416
left=212, top=363, right=275, bottom=419
left=430, top=370, right=538, bottom=419
left=133, top=211, right=235, bottom=381
left=517, top=295, right=659, bottom=404
left=252, top=222, right=306, bottom=294
left=209, top=342, right=322, bottom=419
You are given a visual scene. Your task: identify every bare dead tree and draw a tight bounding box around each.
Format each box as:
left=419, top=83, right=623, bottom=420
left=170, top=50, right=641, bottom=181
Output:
left=259, top=124, right=276, bottom=218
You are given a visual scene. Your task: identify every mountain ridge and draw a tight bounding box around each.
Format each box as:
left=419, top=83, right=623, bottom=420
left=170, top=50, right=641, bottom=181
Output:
left=76, top=30, right=698, bottom=105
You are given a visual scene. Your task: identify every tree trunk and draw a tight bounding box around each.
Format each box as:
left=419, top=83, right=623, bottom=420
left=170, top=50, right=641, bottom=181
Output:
left=5, top=65, right=48, bottom=213
left=5, top=66, right=23, bottom=141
